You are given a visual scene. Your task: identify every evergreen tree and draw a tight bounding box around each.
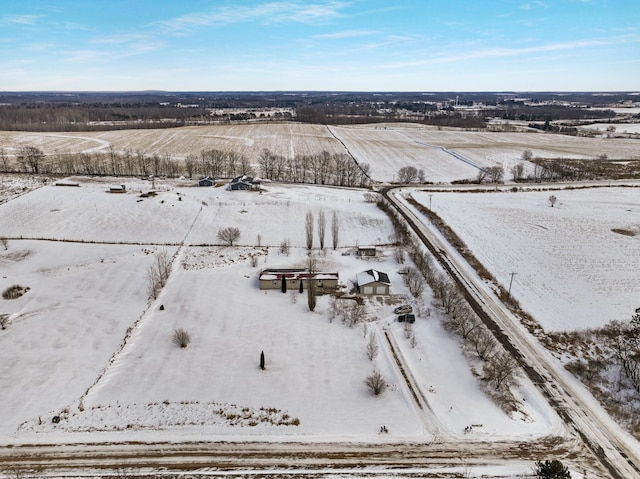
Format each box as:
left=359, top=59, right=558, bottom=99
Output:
left=534, top=459, right=570, bottom=479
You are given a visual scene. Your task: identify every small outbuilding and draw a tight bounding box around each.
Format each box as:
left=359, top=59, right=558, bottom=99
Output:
left=109, top=184, right=126, bottom=193
left=356, top=269, right=391, bottom=295
left=357, top=246, right=377, bottom=257
left=230, top=175, right=261, bottom=191
left=198, top=177, right=215, bottom=187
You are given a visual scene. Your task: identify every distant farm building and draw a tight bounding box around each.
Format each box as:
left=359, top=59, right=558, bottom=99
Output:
left=55, top=181, right=80, bottom=187
left=109, top=184, right=126, bottom=193
left=230, top=175, right=261, bottom=191
left=357, top=246, right=377, bottom=257
left=259, top=268, right=339, bottom=295
left=356, top=269, right=391, bottom=295
left=198, top=177, right=215, bottom=187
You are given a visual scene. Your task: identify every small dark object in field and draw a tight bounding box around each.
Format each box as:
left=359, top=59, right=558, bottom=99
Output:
left=52, top=415, right=60, bottom=424
left=159, top=304, right=165, bottom=311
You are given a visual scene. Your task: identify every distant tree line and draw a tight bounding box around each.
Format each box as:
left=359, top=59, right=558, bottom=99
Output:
left=0, top=104, right=211, bottom=132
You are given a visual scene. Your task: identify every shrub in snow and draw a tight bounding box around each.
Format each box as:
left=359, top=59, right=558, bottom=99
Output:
left=2, top=284, right=29, bottom=300
left=364, top=368, right=388, bottom=396
left=172, top=328, right=191, bottom=348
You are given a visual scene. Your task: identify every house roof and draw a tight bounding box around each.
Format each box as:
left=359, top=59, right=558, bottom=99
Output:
left=356, top=269, right=390, bottom=286
left=259, top=268, right=339, bottom=281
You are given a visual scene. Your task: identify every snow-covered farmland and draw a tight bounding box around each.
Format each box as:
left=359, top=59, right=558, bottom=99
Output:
left=410, top=186, right=640, bottom=332
left=0, top=179, right=557, bottom=444
left=331, top=124, right=640, bottom=182
left=2, top=123, right=640, bottom=184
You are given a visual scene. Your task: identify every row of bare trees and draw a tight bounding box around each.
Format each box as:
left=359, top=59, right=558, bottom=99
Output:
left=1, top=145, right=372, bottom=188
left=305, top=210, right=340, bottom=251
left=404, top=242, right=520, bottom=392
left=259, top=149, right=370, bottom=187
left=376, top=194, right=521, bottom=395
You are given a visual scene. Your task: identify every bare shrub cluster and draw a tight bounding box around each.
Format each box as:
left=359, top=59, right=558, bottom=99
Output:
left=2, top=285, right=30, bottom=300
left=172, top=328, right=191, bottom=348
left=364, top=368, right=388, bottom=396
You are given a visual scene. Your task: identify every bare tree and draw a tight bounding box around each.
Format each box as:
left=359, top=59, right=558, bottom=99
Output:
left=279, top=238, right=291, bottom=256
left=468, top=329, right=498, bottom=361
left=397, top=166, right=418, bottom=183
left=548, top=195, right=557, bottom=207
left=483, top=352, right=520, bottom=390
left=17, top=146, right=44, bottom=174
left=218, top=226, right=241, bottom=246
left=366, top=333, right=379, bottom=361
left=404, top=268, right=426, bottom=299
left=486, top=165, right=504, bottom=183
left=305, top=211, right=314, bottom=250
left=331, top=211, right=339, bottom=250
left=172, top=328, right=191, bottom=348
left=444, top=306, right=481, bottom=340
left=0, top=148, right=9, bottom=172
left=317, top=209, right=326, bottom=250
left=346, top=300, right=366, bottom=327
left=394, top=247, right=405, bottom=264
left=511, top=162, right=524, bottom=181
left=521, top=149, right=533, bottom=162
left=363, top=192, right=379, bottom=203
left=147, top=249, right=172, bottom=300
left=0, top=314, right=9, bottom=330
left=364, top=368, right=388, bottom=396
left=0, top=237, right=8, bottom=250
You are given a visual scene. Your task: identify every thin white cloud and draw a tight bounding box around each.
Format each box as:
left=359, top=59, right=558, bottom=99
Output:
left=520, top=1, right=547, bottom=10
left=314, top=29, right=375, bottom=39
left=156, top=1, right=351, bottom=34
left=384, top=35, right=637, bottom=69
left=3, top=14, right=43, bottom=25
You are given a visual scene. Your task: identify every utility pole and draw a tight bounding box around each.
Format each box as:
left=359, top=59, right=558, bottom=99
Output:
left=508, top=272, right=517, bottom=295
left=429, top=194, right=433, bottom=210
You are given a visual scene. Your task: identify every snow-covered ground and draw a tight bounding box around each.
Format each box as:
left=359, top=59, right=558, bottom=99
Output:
left=0, top=178, right=558, bottom=447
left=411, top=186, right=640, bottom=332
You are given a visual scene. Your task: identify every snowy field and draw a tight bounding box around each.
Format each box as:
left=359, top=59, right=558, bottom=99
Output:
left=580, top=123, right=640, bottom=134
left=330, top=124, right=640, bottom=182
left=0, top=178, right=558, bottom=446
left=411, top=186, right=640, bottom=332
left=2, top=123, right=640, bottom=184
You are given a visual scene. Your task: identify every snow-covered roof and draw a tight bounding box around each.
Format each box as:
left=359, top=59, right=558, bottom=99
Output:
left=356, top=269, right=390, bottom=286
left=259, top=268, right=339, bottom=281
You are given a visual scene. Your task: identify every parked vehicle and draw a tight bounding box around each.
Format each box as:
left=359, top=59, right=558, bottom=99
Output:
left=397, top=314, right=415, bottom=323
left=394, top=305, right=413, bottom=314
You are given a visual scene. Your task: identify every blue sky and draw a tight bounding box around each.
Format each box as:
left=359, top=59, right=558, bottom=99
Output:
left=1, top=0, right=638, bottom=91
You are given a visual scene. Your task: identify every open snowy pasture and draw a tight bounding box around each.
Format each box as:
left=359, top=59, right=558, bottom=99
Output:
left=0, top=240, right=162, bottom=437
left=580, top=123, right=640, bottom=134
left=0, top=178, right=557, bottom=443
left=328, top=125, right=480, bottom=182
left=0, top=123, right=345, bottom=162
left=332, top=124, right=640, bottom=182
left=410, top=186, right=640, bottom=332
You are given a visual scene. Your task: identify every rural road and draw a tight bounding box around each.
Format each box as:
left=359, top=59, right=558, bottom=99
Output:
left=383, top=186, right=640, bottom=479
left=0, top=436, right=591, bottom=477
